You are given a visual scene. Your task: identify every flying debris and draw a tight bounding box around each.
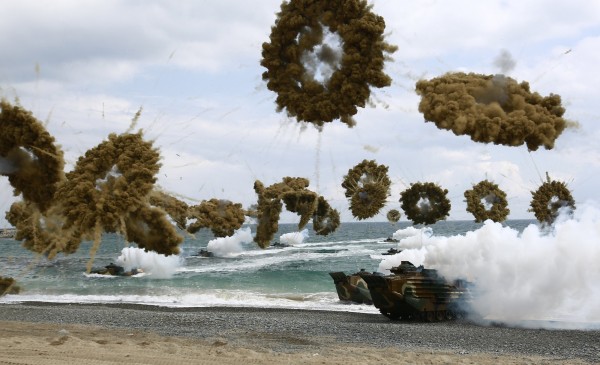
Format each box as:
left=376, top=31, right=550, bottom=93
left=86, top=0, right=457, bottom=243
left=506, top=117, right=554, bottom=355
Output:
left=529, top=173, right=576, bottom=225
left=341, top=160, right=391, bottom=220
left=261, top=0, right=397, bottom=128
left=464, top=180, right=509, bottom=223
left=187, top=199, right=246, bottom=238
left=400, top=182, right=451, bottom=225
left=415, top=72, right=568, bottom=151
left=0, top=100, right=65, bottom=212
left=253, top=177, right=339, bottom=248
left=0, top=276, right=20, bottom=296
left=386, top=209, right=401, bottom=223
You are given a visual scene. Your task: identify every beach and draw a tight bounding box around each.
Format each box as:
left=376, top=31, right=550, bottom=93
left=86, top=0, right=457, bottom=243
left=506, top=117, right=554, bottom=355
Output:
left=1, top=302, right=598, bottom=364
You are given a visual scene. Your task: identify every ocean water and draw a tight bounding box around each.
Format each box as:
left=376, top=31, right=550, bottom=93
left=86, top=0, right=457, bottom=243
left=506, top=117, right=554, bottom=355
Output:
left=0, top=220, right=533, bottom=314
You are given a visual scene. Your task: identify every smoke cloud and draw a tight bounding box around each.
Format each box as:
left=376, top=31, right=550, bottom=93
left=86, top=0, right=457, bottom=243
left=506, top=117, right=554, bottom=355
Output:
left=493, top=49, right=516, bottom=74
left=187, top=198, right=246, bottom=238
left=279, top=229, right=309, bottom=246
left=416, top=72, right=568, bottom=151
left=379, top=203, right=600, bottom=328
left=253, top=177, right=339, bottom=248
left=116, top=247, right=182, bottom=279
left=341, top=160, right=391, bottom=220
left=261, top=0, right=397, bottom=127
left=206, top=227, right=254, bottom=257
left=0, top=100, right=65, bottom=212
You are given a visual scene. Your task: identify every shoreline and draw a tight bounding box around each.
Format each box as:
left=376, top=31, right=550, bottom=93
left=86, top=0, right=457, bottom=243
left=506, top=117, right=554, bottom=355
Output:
left=1, top=302, right=598, bottom=364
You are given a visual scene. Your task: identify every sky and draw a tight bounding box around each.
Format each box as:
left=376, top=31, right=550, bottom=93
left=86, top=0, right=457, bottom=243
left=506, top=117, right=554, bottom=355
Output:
left=1, top=0, right=600, bottom=227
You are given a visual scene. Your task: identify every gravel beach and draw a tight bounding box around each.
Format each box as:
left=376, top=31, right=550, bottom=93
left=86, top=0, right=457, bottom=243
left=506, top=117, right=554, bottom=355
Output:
left=1, top=302, right=599, bottom=364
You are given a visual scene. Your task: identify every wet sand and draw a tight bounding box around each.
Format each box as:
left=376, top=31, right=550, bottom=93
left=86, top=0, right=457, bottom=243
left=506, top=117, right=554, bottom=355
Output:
left=1, top=302, right=597, bottom=364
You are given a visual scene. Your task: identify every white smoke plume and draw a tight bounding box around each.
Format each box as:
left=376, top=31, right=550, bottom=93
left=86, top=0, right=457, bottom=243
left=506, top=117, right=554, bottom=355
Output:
left=116, top=247, right=182, bottom=279
left=279, top=229, right=309, bottom=246
left=379, top=202, right=600, bottom=328
left=206, top=227, right=254, bottom=257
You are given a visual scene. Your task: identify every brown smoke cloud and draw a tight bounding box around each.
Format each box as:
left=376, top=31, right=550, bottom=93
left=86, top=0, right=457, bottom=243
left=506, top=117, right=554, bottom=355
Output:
left=0, top=276, right=20, bottom=296
left=529, top=173, right=576, bottom=225
left=6, top=201, right=81, bottom=259
left=386, top=209, right=401, bottom=223
left=187, top=199, right=246, bottom=238
left=1, top=110, right=185, bottom=267
left=400, top=182, right=451, bottom=225
left=0, top=100, right=65, bottom=212
left=464, top=180, right=509, bottom=223
left=341, top=160, right=391, bottom=220
left=261, top=0, right=397, bottom=127
left=54, top=132, right=182, bottom=261
left=415, top=72, right=567, bottom=151
left=253, top=177, right=339, bottom=248
left=312, top=196, right=340, bottom=236
left=149, top=190, right=189, bottom=230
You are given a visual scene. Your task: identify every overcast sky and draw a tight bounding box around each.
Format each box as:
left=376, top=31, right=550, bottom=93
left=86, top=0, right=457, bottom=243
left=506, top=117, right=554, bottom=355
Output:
left=1, top=0, right=600, bottom=226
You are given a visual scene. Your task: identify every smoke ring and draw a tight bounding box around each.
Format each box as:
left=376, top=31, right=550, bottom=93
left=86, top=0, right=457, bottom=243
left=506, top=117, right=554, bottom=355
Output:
left=312, top=196, right=341, bottom=236
left=0, top=101, right=65, bottom=212
left=386, top=209, right=401, bottom=223
left=400, top=182, right=451, bottom=225
left=464, top=180, right=509, bottom=222
left=341, top=159, right=391, bottom=220
left=260, top=0, right=397, bottom=127
left=529, top=178, right=576, bottom=224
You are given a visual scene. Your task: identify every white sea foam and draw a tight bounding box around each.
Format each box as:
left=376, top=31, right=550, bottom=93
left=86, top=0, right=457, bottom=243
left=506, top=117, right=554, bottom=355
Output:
left=0, top=291, right=379, bottom=314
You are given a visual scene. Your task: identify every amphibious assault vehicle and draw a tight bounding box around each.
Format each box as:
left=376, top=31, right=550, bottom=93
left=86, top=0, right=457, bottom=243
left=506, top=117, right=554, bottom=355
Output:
left=329, top=270, right=373, bottom=305
left=360, top=261, right=472, bottom=321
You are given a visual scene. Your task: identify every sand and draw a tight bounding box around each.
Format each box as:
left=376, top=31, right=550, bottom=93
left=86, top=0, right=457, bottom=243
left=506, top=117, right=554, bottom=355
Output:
left=0, top=303, right=596, bottom=364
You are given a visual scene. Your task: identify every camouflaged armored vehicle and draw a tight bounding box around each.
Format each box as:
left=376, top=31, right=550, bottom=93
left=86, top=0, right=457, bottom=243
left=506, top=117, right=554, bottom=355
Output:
left=360, top=261, right=471, bottom=321
left=329, top=269, right=373, bottom=305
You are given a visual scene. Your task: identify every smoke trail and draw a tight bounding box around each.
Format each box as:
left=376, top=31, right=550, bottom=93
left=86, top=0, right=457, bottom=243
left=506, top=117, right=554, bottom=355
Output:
left=493, top=49, right=516, bottom=74
left=206, top=227, right=254, bottom=257
left=379, top=203, right=600, bottom=328
left=279, top=229, right=309, bottom=246
left=116, top=247, right=182, bottom=279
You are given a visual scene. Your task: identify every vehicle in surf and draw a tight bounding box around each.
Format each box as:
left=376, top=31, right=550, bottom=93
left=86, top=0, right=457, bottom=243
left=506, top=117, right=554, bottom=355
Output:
left=360, top=261, right=472, bottom=321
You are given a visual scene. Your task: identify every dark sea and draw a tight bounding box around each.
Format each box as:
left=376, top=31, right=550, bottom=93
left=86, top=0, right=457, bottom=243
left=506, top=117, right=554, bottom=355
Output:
left=0, top=220, right=535, bottom=314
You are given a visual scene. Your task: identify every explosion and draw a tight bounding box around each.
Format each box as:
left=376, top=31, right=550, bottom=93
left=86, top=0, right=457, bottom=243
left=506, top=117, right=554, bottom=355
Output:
left=148, top=190, right=189, bottom=230
left=1, top=102, right=186, bottom=270
left=0, top=100, right=65, bottom=212
left=386, top=209, right=401, bottom=223
left=529, top=173, right=576, bottom=225
left=415, top=72, right=567, bottom=151
left=253, top=177, right=339, bottom=248
left=341, top=160, right=391, bottom=220
left=400, top=182, right=451, bottom=225
left=261, top=0, right=397, bottom=127
left=464, top=180, right=509, bottom=223
left=187, top=198, right=246, bottom=238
